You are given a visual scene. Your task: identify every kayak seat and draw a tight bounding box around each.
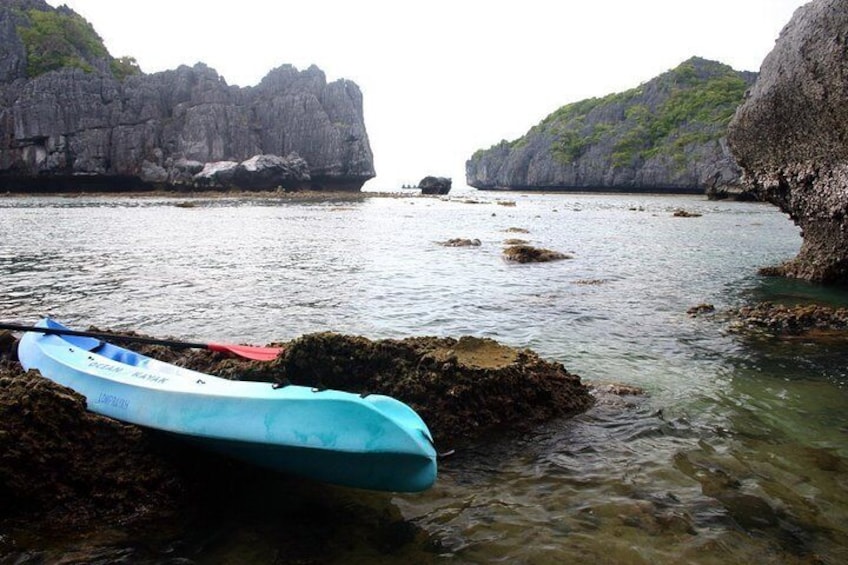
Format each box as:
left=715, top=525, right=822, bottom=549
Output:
left=61, top=334, right=105, bottom=353
left=107, top=348, right=145, bottom=368
left=74, top=339, right=146, bottom=368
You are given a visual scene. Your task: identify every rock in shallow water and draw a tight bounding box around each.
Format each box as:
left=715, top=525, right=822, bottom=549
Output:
left=727, top=0, right=848, bottom=283
left=503, top=245, right=571, bottom=263
left=0, top=329, right=593, bottom=531
left=724, top=301, right=848, bottom=338
left=198, top=332, right=594, bottom=446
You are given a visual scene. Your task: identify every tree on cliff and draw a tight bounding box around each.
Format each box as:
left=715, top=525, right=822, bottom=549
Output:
left=12, top=1, right=140, bottom=79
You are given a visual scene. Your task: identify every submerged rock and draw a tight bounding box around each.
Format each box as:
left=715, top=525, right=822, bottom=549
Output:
left=724, top=301, right=848, bottom=338
left=686, top=303, right=716, bottom=316
left=672, top=209, right=702, bottom=218
left=503, top=245, right=571, bottom=263
left=438, top=238, right=481, bottom=247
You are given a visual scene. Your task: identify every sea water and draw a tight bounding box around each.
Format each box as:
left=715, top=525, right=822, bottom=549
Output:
left=1, top=190, right=846, bottom=563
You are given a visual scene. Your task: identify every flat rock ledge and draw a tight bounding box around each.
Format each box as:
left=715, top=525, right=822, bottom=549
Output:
left=722, top=302, right=848, bottom=339
left=0, top=330, right=592, bottom=532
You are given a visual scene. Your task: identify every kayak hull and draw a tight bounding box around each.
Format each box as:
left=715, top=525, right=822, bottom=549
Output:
left=17, top=318, right=437, bottom=492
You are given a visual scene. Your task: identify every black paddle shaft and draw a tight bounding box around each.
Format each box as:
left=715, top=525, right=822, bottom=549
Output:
left=0, top=323, right=208, bottom=350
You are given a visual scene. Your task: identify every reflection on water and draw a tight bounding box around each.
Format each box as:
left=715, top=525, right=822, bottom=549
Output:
left=1, top=192, right=847, bottom=563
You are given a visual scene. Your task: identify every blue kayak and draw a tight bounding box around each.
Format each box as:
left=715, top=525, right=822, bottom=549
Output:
left=17, top=318, right=437, bottom=492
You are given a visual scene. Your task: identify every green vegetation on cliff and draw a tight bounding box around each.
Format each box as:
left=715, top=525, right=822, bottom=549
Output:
left=16, top=8, right=140, bottom=79
left=466, top=57, right=756, bottom=192
left=542, top=58, right=749, bottom=167
left=110, top=55, right=142, bottom=80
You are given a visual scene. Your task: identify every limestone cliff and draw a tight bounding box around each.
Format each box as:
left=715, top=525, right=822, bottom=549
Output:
left=466, top=58, right=755, bottom=195
left=727, top=0, right=848, bottom=284
left=0, top=2, right=374, bottom=191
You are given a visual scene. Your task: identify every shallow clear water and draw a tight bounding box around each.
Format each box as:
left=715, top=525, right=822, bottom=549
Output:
left=2, top=190, right=847, bottom=563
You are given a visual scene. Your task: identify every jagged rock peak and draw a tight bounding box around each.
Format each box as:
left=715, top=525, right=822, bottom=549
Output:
left=0, top=2, right=375, bottom=191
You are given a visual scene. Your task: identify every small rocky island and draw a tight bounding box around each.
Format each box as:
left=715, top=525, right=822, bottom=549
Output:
left=727, top=0, right=848, bottom=284
left=465, top=57, right=755, bottom=196
left=0, top=0, right=375, bottom=192
left=418, top=176, right=452, bottom=195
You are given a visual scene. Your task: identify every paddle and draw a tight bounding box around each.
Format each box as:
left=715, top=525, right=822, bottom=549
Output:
left=0, top=323, right=283, bottom=362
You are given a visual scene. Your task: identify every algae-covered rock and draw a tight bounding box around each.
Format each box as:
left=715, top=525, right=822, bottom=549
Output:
left=724, top=302, right=848, bottom=338
left=0, top=327, right=593, bottom=534
left=438, top=238, right=481, bottom=247
left=243, top=333, right=593, bottom=446
left=166, top=332, right=593, bottom=446
left=0, top=368, right=184, bottom=527
left=0, top=330, right=184, bottom=529
left=503, top=245, right=571, bottom=263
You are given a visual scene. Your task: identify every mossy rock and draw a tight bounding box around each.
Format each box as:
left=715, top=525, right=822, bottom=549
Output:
left=167, top=332, right=593, bottom=446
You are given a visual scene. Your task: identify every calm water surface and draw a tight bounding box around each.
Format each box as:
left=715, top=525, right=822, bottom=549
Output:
left=1, top=190, right=847, bottom=563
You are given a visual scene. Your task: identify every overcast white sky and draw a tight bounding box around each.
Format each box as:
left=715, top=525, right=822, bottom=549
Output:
left=48, top=0, right=807, bottom=190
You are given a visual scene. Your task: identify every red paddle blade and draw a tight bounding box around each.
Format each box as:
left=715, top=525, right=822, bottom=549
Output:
left=207, top=343, right=283, bottom=361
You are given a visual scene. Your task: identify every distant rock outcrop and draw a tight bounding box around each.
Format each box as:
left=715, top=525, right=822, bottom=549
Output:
left=727, top=0, right=848, bottom=284
left=419, top=175, right=451, bottom=195
left=503, top=245, right=571, bottom=263
left=466, top=57, right=755, bottom=195
left=0, top=2, right=374, bottom=192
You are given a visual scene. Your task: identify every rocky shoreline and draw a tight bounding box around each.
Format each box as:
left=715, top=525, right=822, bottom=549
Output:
left=3, top=296, right=844, bottom=559
left=0, top=328, right=594, bottom=541
left=0, top=187, right=461, bottom=201
left=0, top=187, right=379, bottom=202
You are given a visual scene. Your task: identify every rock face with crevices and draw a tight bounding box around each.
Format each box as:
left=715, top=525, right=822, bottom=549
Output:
left=0, top=1, right=374, bottom=192
left=727, top=0, right=848, bottom=283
